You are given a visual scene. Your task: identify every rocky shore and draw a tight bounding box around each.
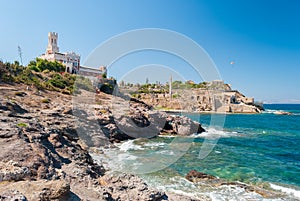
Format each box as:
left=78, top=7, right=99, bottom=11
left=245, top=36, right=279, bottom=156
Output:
left=0, top=83, right=205, bottom=200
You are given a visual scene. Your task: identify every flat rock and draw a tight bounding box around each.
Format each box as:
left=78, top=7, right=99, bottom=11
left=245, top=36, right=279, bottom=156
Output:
left=0, top=180, right=70, bottom=201
left=0, top=190, right=27, bottom=201
left=98, top=173, right=167, bottom=200
left=185, top=170, right=217, bottom=183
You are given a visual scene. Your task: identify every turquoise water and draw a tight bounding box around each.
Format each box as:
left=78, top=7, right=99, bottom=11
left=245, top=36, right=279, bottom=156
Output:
left=182, top=104, right=300, bottom=187
left=94, top=104, right=300, bottom=200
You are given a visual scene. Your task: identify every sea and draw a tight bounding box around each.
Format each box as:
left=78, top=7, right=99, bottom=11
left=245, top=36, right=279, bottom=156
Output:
left=92, top=104, right=300, bottom=200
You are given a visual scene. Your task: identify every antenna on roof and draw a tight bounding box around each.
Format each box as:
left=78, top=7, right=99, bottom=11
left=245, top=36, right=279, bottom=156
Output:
left=18, top=46, right=23, bottom=66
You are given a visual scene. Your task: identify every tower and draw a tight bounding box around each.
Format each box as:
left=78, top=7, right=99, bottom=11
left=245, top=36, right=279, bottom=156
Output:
left=46, top=32, right=59, bottom=54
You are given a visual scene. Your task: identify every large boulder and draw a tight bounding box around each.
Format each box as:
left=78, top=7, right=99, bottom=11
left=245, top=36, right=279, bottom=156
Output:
left=185, top=170, right=216, bottom=183
left=163, top=115, right=205, bottom=135
left=114, top=111, right=167, bottom=139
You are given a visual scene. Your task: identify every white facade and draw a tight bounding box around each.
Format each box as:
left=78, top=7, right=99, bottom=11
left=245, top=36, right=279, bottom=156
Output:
left=79, top=65, right=107, bottom=77
left=40, top=32, right=80, bottom=73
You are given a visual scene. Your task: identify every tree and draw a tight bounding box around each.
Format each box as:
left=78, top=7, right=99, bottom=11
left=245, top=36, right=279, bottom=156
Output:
left=28, top=58, right=65, bottom=72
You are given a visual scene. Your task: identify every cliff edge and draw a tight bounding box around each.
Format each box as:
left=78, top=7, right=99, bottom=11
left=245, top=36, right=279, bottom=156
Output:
left=0, top=83, right=203, bottom=200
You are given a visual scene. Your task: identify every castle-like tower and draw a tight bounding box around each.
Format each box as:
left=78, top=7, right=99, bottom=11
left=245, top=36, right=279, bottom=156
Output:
left=46, top=32, right=59, bottom=54
left=40, top=32, right=80, bottom=73
left=40, top=32, right=104, bottom=76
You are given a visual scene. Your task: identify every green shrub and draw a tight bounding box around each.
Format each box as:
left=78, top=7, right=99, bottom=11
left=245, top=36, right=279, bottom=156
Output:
left=0, top=60, right=92, bottom=95
left=75, top=76, right=94, bottom=92
left=43, top=69, right=50, bottom=74
left=35, top=58, right=65, bottom=72
left=17, top=122, right=28, bottom=127
left=41, top=98, right=51, bottom=103
left=28, top=65, right=41, bottom=72
left=172, top=94, right=180, bottom=98
left=100, top=83, right=113, bottom=94
left=47, top=73, right=67, bottom=89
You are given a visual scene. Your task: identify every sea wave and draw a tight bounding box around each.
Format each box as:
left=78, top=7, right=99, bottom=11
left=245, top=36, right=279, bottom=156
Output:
left=263, top=109, right=296, bottom=115
left=118, top=140, right=145, bottom=151
left=158, top=134, right=176, bottom=138
left=144, top=142, right=166, bottom=148
left=263, top=109, right=280, bottom=114
left=270, top=183, right=300, bottom=199
left=143, top=175, right=294, bottom=201
left=208, top=185, right=264, bottom=201
left=159, top=127, right=243, bottom=139
left=192, top=127, right=242, bottom=139
left=144, top=176, right=200, bottom=199
left=92, top=143, right=300, bottom=201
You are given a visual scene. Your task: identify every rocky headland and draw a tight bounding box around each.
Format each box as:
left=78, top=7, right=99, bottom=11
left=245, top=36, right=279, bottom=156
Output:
left=0, top=83, right=205, bottom=200
left=120, top=80, right=263, bottom=114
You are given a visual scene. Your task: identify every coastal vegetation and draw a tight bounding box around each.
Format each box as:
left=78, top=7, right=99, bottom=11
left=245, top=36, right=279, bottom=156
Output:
left=41, top=98, right=51, bottom=103
left=16, top=122, right=28, bottom=127
left=127, top=80, right=230, bottom=97
left=171, top=80, right=209, bottom=89
left=0, top=58, right=93, bottom=94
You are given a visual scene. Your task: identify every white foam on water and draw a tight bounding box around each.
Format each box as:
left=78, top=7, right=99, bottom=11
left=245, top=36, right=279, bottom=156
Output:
left=263, top=109, right=280, bottom=114
left=91, top=145, right=140, bottom=173
left=118, top=140, right=144, bottom=151
left=169, top=189, right=200, bottom=198
left=148, top=176, right=201, bottom=199
left=157, top=150, right=175, bottom=155
left=93, top=148, right=300, bottom=201
left=270, top=183, right=300, bottom=199
left=158, top=135, right=175, bottom=138
left=192, top=127, right=240, bottom=139
left=208, top=185, right=267, bottom=201
left=91, top=138, right=300, bottom=201
left=144, top=142, right=166, bottom=148
left=144, top=175, right=282, bottom=201
left=160, top=128, right=245, bottom=139
left=263, top=109, right=295, bottom=115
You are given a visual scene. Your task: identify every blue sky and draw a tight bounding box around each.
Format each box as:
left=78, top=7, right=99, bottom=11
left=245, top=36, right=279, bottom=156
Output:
left=1, top=0, right=300, bottom=103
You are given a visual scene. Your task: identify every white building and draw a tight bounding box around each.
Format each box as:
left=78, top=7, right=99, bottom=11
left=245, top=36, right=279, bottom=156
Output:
left=40, top=32, right=80, bottom=73
left=79, top=65, right=107, bottom=78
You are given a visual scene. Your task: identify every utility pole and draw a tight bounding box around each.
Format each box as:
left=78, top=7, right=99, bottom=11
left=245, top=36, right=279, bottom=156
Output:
left=18, top=46, right=23, bottom=66
left=169, top=75, right=172, bottom=100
